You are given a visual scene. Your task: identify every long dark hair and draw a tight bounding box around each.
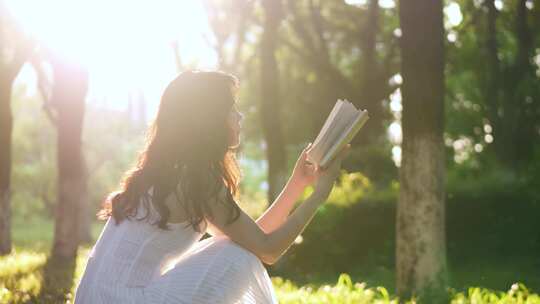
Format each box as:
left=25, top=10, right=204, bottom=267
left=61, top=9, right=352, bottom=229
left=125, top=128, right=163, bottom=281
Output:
left=97, top=70, right=241, bottom=232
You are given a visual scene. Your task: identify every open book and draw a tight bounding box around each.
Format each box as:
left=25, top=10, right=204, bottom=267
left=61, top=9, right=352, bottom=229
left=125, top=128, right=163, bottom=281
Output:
left=306, top=99, right=369, bottom=169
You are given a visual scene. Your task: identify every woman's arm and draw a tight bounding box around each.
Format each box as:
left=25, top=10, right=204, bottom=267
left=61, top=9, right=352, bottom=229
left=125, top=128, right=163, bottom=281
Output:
left=204, top=144, right=350, bottom=265
left=206, top=172, right=305, bottom=237
left=254, top=174, right=306, bottom=233
left=206, top=188, right=324, bottom=265
left=254, top=142, right=317, bottom=233
left=206, top=143, right=314, bottom=236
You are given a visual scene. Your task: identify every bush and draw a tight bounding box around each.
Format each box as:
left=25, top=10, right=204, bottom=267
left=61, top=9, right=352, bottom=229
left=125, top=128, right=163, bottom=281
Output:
left=270, top=169, right=540, bottom=291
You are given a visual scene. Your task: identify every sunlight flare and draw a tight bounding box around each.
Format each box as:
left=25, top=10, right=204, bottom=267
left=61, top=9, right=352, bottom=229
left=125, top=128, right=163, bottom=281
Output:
left=6, top=0, right=217, bottom=109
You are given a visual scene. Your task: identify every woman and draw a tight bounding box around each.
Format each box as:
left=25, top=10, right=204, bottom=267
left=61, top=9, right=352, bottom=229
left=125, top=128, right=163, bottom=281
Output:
left=73, top=70, right=350, bottom=304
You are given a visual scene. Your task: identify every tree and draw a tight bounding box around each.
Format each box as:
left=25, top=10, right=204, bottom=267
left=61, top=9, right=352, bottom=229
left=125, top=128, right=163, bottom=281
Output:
left=281, top=0, right=400, bottom=183
left=0, top=4, right=32, bottom=255
left=483, top=0, right=537, bottom=170
left=202, top=0, right=254, bottom=74
left=34, top=51, right=89, bottom=259
left=260, top=0, right=288, bottom=202
left=445, top=0, right=540, bottom=173
left=284, top=0, right=398, bottom=147
left=396, top=0, right=447, bottom=300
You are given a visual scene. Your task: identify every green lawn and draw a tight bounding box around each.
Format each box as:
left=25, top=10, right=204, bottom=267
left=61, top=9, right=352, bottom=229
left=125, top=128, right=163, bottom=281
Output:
left=1, top=217, right=539, bottom=303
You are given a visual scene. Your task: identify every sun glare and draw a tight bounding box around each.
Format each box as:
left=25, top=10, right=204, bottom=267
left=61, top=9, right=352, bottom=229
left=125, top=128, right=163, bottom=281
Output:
left=444, top=2, right=463, bottom=28
left=6, top=0, right=217, bottom=110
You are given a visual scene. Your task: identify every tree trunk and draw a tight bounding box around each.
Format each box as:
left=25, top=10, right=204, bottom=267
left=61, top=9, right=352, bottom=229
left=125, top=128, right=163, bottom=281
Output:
left=396, top=0, right=447, bottom=300
left=508, top=0, right=534, bottom=169
left=484, top=0, right=504, bottom=161
left=260, top=0, right=287, bottom=203
left=0, top=77, right=13, bottom=255
left=0, top=39, right=28, bottom=255
left=484, top=0, right=535, bottom=170
left=50, top=56, right=89, bottom=259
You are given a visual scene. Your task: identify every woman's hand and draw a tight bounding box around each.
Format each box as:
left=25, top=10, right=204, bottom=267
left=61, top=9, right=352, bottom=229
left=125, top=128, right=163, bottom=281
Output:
left=289, top=142, right=319, bottom=190
left=312, top=144, right=351, bottom=201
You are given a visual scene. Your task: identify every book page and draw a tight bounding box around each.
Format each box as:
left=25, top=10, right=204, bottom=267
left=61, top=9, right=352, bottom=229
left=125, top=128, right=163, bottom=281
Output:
left=310, top=104, right=352, bottom=164
left=316, top=100, right=358, bottom=161
left=311, top=100, right=344, bottom=149
left=319, top=110, right=369, bottom=168
left=308, top=100, right=345, bottom=163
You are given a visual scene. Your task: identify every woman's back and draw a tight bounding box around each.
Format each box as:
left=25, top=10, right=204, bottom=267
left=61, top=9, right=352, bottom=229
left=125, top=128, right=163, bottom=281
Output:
left=74, top=187, right=277, bottom=304
left=74, top=189, right=205, bottom=303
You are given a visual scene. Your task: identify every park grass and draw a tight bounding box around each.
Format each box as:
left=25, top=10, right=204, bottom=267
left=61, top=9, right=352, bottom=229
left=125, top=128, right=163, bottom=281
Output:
left=1, top=217, right=539, bottom=303
left=1, top=249, right=539, bottom=304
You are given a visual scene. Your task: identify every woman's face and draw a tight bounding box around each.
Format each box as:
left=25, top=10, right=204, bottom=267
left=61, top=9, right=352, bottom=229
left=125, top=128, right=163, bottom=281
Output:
left=227, top=104, right=243, bottom=148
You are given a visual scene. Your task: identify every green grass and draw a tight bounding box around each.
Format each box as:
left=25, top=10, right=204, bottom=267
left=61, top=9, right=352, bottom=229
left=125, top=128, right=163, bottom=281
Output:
left=0, top=247, right=90, bottom=303
left=1, top=217, right=539, bottom=303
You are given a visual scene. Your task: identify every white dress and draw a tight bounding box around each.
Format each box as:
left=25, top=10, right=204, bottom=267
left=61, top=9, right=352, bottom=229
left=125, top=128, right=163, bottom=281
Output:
left=73, top=189, right=278, bottom=304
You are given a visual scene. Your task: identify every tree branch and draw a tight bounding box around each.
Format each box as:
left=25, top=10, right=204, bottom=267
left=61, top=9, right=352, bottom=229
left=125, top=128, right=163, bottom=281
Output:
left=30, top=52, right=58, bottom=126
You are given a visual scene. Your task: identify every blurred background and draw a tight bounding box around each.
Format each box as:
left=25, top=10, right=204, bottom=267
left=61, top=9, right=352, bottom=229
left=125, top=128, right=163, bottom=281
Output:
left=0, top=0, right=539, bottom=303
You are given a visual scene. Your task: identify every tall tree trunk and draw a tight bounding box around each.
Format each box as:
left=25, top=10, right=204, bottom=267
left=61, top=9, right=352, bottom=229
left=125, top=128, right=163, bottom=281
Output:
left=509, top=0, right=534, bottom=169
left=0, top=76, right=13, bottom=255
left=396, top=0, right=447, bottom=300
left=484, top=0, right=535, bottom=170
left=484, top=0, right=504, bottom=162
left=0, top=16, right=30, bottom=253
left=50, top=55, right=89, bottom=259
left=260, top=0, right=287, bottom=202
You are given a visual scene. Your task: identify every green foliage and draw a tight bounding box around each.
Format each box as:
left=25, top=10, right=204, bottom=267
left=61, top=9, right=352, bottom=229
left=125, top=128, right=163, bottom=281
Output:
left=271, top=167, right=540, bottom=292
left=11, top=86, right=153, bottom=222
left=450, top=284, right=540, bottom=304
left=445, top=0, right=540, bottom=170
left=82, top=102, right=146, bottom=214
left=272, top=274, right=408, bottom=304
left=0, top=250, right=46, bottom=303
left=277, top=175, right=397, bottom=280
left=327, top=171, right=373, bottom=207
left=11, top=88, right=57, bottom=220
left=3, top=0, right=540, bottom=302
left=1, top=210, right=540, bottom=304
left=2, top=246, right=539, bottom=304
left=0, top=247, right=91, bottom=304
